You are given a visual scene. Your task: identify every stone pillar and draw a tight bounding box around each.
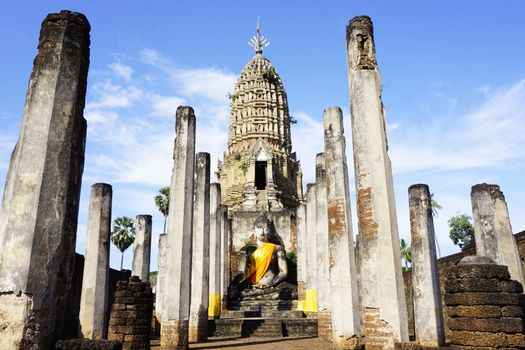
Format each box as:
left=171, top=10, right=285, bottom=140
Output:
left=408, top=184, right=445, bottom=346
left=156, top=233, right=167, bottom=322
left=296, top=201, right=307, bottom=303
left=132, top=214, right=152, bottom=282
left=315, top=153, right=332, bottom=339
left=304, top=183, right=318, bottom=313
left=0, top=11, right=89, bottom=350
left=323, top=107, right=360, bottom=346
left=346, top=16, right=409, bottom=348
left=189, top=152, right=211, bottom=342
left=79, top=184, right=112, bottom=340
left=220, top=205, right=230, bottom=310
left=208, top=183, right=222, bottom=318
left=471, top=183, right=524, bottom=285
left=161, top=106, right=196, bottom=349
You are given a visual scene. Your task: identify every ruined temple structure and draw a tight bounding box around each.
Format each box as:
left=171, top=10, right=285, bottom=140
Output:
left=217, top=19, right=303, bottom=271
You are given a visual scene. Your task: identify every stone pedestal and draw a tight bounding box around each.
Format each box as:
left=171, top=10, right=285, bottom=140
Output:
left=79, top=183, right=112, bottom=340
left=189, top=152, right=211, bottom=342
left=445, top=256, right=525, bottom=349
left=346, top=16, right=408, bottom=348
left=471, top=183, right=524, bottom=285
left=132, top=214, right=152, bottom=282
left=0, top=11, right=90, bottom=350
left=408, top=184, right=445, bottom=346
left=161, top=106, right=196, bottom=349
left=323, top=107, right=361, bottom=346
left=209, top=183, right=222, bottom=318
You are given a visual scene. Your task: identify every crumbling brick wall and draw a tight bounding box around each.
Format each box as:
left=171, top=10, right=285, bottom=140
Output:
left=108, top=276, right=152, bottom=350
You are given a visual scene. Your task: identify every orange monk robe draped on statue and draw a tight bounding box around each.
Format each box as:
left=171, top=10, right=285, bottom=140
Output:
left=247, top=243, right=275, bottom=284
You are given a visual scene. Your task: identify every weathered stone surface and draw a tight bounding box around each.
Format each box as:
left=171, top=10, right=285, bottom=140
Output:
left=471, top=183, right=524, bottom=285
left=189, top=152, right=211, bottom=343
left=220, top=205, right=230, bottom=308
left=296, top=201, right=307, bottom=301
left=447, top=305, right=502, bottom=318
left=409, top=184, right=445, bottom=346
left=155, top=233, right=167, bottom=322
left=132, top=215, right=152, bottom=282
left=55, top=339, right=122, bottom=350
left=79, top=183, right=112, bottom=340
left=0, top=10, right=90, bottom=350
left=107, top=277, right=152, bottom=350
left=446, top=264, right=511, bottom=280
left=347, top=15, right=408, bottom=346
left=445, top=278, right=523, bottom=293
left=448, top=330, right=525, bottom=347
left=447, top=316, right=524, bottom=333
left=304, top=183, right=318, bottom=313
left=323, top=107, right=360, bottom=343
left=161, top=106, right=196, bottom=348
left=444, top=292, right=525, bottom=306
left=209, top=183, right=222, bottom=318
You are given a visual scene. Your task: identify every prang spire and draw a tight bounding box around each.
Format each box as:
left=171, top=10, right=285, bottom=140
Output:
left=248, top=17, right=270, bottom=54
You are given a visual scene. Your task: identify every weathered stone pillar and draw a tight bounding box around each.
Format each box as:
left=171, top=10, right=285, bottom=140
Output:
left=304, top=183, right=318, bottom=313
left=323, top=107, right=360, bottom=346
left=208, top=183, right=222, bottom=318
left=79, top=184, right=112, bottom=340
left=471, top=183, right=524, bottom=285
left=408, top=184, right=445, bottom=346
left=161, top=106, right=196, bottom=349
left=346, top=16, right=409, bottom=348
left=315, top=153, right=332, bottom=339
left=296, top=200, right=307, bottom=303
left=132, top=214, right=152, bottom=282
left=220, top=205, right=230, bottom=310
left=189, top=152, right=211, bottom=342
left=156, top=233, right=167, bottom=322
left=0, top=11, right=89, bottom=350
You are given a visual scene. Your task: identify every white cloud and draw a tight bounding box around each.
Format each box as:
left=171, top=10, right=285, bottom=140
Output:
left=389, top=79, right=525, bottom=174
left=109, top=62, right=134, bottom=81
left=149, top=95, right=186, bottom=118
left=87, top=81, right=143, bottom=110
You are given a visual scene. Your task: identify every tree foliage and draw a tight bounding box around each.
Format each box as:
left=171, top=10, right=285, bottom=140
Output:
left=400, top=238, right=412, bottom=272
left=111, top=216, right=135, bottom=270
left=430, top=193, right=442, bottom=217
left=155, top=186, right=170, bottom=233
left=448, top=213, right=475, bottom=249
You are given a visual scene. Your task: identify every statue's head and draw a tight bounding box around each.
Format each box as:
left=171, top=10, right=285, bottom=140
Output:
left=254, top=213, right=270, bottom=243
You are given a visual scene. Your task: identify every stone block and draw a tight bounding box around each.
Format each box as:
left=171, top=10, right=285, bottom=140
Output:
left=448, top=330, right=525, bottom=347
left=447, top=317, right=523, bottom=333
left=446, top=305, right=502, bottom=318
left=445, top=278, right=522, bottom=293
left=444, top=292, right=524, bottom=306
left=445, top=264, right=510, bottom=281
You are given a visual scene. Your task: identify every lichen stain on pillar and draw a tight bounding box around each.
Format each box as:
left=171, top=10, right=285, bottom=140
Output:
left=356, top=187, right=378, bottom=239
left=326, top=199, right=346, bottom=268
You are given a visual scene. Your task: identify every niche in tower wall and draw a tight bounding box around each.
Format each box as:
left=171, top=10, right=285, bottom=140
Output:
left=255, top=161, right=267, bottom=190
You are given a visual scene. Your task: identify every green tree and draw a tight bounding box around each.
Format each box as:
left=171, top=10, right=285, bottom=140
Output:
left=155, top=186, right=170, bottom=233
left=400, top=238, right=412, bottom=272
left=430, top=193, right=443, bottom=258
left=448, top=213, right=475, bottom=249
left=111, top=216, right=135, bottom=270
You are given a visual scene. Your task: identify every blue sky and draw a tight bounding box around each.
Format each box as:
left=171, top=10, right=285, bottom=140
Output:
left=1, top=1, right=525, bottom=270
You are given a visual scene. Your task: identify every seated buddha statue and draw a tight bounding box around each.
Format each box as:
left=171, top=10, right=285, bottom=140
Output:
left=228, top=214, right=295, bottom=300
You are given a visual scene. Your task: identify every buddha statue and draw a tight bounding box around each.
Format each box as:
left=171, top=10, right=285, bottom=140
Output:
left=228, top=214, right=295, bottom=300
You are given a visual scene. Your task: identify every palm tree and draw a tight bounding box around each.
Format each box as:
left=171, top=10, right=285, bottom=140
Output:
left=430, top=193, right=443, bottom=258
left=400, top=238, right=412, bottom=272
left=155, top=186, right=170, bottom=233
left=111, top=216, right=135, bottom=270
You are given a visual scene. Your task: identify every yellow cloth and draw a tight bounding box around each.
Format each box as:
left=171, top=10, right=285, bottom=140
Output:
left=208, top=293, right=221, bottom=317
left=247, top=243, right=275, bottom=284
left=303, top=289, right=318, bottom=312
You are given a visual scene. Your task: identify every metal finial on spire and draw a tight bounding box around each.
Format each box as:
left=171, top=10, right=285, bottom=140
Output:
left=248, top=17, right=270, bottom=54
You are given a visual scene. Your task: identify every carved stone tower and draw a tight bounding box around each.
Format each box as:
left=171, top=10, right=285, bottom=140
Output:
left=218, top=20, right=302, bottom=213
left=218, top=20, right=303, bottom=272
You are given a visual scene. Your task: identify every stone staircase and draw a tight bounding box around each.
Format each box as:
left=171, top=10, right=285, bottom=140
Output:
left=209, top=300, right=317, bottom=338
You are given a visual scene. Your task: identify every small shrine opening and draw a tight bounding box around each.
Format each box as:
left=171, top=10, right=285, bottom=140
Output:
left=255, top=161, right=267, bottom=190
